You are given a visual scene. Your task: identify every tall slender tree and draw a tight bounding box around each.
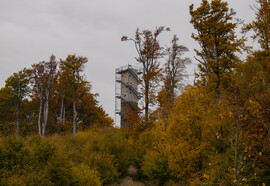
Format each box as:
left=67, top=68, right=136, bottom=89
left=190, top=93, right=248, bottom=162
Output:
left=157, top=35, right=190, bottom=129
left=30, top=55, right=57, bottom=137
left=122, top=26, right=170, bottom=126
left=54, top=72, right=66, bottom=131
left=5, top=68, right=30, bottom=136
left=163, top=35, right=190, bottom=104
left=30, top=62, right=44, bottom=136
left=42, top=55, right=57, bottom=136
left=59, top=55, right=88, bottom=134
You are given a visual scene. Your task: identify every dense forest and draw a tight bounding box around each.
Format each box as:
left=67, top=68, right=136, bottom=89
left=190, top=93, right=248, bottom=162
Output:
left=0, top=0, right=270, bottom=185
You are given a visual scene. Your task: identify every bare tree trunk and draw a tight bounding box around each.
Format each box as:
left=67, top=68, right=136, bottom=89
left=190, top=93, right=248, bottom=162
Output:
left=61, top=95, right=66, bottom=125
left=57, top=96, right=64, bottom=123
left=58, top=95, right=65, bottom=133
left=59, top=95, right=64, bottom=123
left=63, top=103, right=65, bottom=125
left=73, top=96, right=77, bottom=135
left=171, top=80, right=175, bottom=103
left=42, top=91, right=49, bottom=137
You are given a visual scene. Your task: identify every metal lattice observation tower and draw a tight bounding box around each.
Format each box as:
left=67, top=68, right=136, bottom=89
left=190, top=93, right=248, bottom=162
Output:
left=115, top=65, right=142, bottom=128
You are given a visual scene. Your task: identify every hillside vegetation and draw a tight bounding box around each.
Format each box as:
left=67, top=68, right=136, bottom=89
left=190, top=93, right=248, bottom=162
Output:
left=1, top=0, right=270, bottom=185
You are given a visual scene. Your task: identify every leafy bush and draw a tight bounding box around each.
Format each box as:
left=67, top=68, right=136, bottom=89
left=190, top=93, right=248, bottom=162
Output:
left=72, top=163, right=102, bottom=186
left=47, top=155, right=75, bottom=186
left=87, top=152, right=119, bottom=185
left=141, top=150, right=171, bottom=185
left=0, top=129, right=137, bottom=185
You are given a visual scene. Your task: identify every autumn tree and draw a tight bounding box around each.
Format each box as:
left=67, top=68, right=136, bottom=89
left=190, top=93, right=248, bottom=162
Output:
left=234, top=54, right=270, bottom=184
left=240, top=1, right=270, bottom=183
left=217, top=84, right=250, bottom=185
left=122, top=103, right=141, bottom=135
left=244, top=0, right=270, bottom=51
left=122, top=26, right=170, bottom=126
left=76, top=84, right=113, bottom=130
left=139, top=86, right=207, bottom=184
left=5, top=68, right=30, bottom=136
left=42, top=55, right=57, bottom=136
left=190, top=0, right=245, bottom=96
left=53, top=71, right=67, bottom=132
left=59, top=55, right=88, bottom=134
left=30, top=55, right=57, bottom=137
left=30, top=62, right=44, bottom=136
left=162, top=35, right=190, bottom=104
left=156, top=35, right=190, bottom=129
left=0, top=87, right=18, bottom=135
left=165, top=86, right=205, bottom=181
left=157, top=35, right=190, bottom=120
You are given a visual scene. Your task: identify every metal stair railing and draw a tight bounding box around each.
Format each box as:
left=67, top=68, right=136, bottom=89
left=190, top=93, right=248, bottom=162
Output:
left=115, top=65, right=142, bottom=81
left=116, top=79, right=142, bottom=99
left=115, top=93, right=141, bottom=113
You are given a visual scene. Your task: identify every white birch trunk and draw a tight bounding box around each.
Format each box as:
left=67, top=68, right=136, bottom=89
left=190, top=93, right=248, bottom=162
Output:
left=38, top=94, right=43, bottom=137
left=60, top=95, right=65, bottom=124
left=42, top=90, right=49, bottom=137
left=63, top=103, right=65, bottom=124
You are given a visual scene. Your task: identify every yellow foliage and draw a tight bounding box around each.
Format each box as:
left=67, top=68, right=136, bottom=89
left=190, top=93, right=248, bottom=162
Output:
left=219, top=114, right=224, bottom=120
left=203, top=174, right=209, bottom=179
left=164, top=86, right=205, bottom=180
left=72, top=164, right=102, bottom=186
left=248, top=99, right=262, bottom=117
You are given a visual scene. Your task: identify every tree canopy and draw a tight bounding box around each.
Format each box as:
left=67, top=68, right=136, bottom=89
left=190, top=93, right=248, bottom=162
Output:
left=0, top=0, right=270, bottom=185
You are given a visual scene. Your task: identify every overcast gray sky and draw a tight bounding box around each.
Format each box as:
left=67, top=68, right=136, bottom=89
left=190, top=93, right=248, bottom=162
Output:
left=0, top=0, right=256, bottom=120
